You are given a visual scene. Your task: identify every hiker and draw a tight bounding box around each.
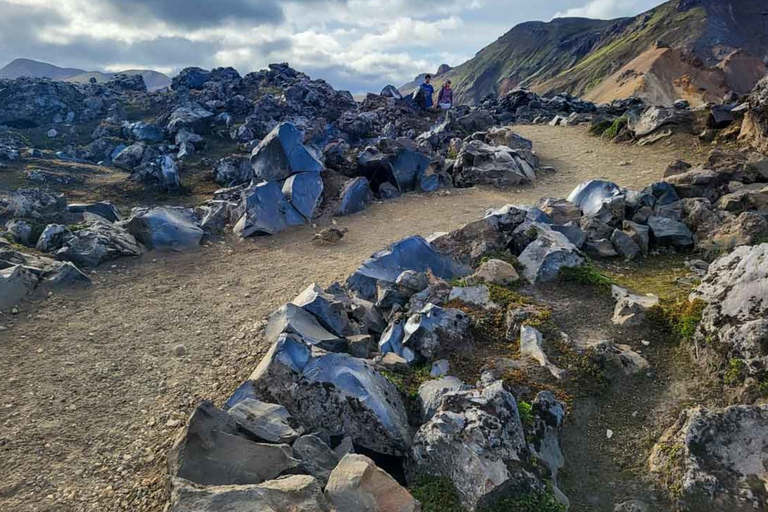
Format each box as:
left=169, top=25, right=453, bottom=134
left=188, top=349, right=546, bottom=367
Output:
left=416, top=74, right=434, bottom=110
left=437, top=80, right=453, bottom=110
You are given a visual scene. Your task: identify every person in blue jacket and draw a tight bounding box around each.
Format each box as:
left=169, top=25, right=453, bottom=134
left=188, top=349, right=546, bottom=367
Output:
left=418, top=74, right=434, bottom=110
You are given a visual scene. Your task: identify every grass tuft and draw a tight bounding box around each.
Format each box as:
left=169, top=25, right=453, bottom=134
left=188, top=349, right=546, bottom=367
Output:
left=648, top=299, right=705, bottom=342
left=410, top=475, right=463, bottom=512
left=559, top=262, right=613, bottom=292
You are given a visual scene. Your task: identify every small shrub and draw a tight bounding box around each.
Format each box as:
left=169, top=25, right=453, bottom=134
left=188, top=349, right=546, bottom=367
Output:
left=487, top=284, right=533, bottom=308
left=479, top=490, right=567, bottom=512
left=648, top=299, right=706, bottom=342
left=518, top=400, right=534, bottom=426
left=603, top=116, right=628, bottom=139
left=723, top=358, right=746, bottom=386
left=559, top=263, right=613, bottom=292
left=410, top=475, right=463, bottom=512
left=589, top=119, right=613, bottom=136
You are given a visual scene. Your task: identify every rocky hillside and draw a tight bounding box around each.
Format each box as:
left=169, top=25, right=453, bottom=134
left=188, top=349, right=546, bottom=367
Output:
left=0, top=58, right=171, bottom=91
left=424, top=0, right=768, bottom=106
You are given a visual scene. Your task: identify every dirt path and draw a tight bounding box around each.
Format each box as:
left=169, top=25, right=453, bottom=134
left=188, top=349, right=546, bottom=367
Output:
left=0, top=126, right=702, bottom=512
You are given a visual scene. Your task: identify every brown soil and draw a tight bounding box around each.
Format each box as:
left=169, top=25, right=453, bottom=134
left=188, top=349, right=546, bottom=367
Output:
left=0, top=126, right=711, bottom=512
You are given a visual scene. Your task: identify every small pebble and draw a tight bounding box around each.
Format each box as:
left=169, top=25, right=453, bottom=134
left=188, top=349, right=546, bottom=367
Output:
left=166, top=419, right=182, bottom=428
left=641, top=340, right=651, bottom=346
left=606, top=429, right=614, bottom=439
left=173, top=344, right=187, bottom=357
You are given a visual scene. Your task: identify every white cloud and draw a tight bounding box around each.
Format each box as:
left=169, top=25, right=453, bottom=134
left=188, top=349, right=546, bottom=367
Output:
left=554, top=0, right=660, bottom=20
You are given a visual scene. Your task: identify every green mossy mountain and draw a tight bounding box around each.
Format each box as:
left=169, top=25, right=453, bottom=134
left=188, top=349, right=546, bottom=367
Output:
left=405, top=0, right=768, bottom=105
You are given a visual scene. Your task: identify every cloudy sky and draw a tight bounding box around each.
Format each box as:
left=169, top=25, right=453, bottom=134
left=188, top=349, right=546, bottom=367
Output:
left=0, top=0, right=666, bottom=93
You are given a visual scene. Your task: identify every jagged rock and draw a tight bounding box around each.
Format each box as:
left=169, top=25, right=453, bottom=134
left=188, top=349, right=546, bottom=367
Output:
left=5, top=188, right=67, bottom=220
left=584, top=238, right=619, bottom=259
left=467, top=258, right=519, bottom=286
left=337, top=177, right=373, bottom=216
left=453, top=140, right=537, bottom=188
left=293, top=435, right=340, bottom=485
left=650, top=405, right=768, bottom=510
left=611, top=285, right=659, bottom=327
left=412, top=380, right=546, bottom=511
left=55, top=221, right=142, bottom=267
left=535, top=198, right=581, bottom=225
left=325, top=454, right=421, bottom=512
left=291, top=283, right=352, bottom=338
left=283, top=172, right=324, bottom=220
left=250, top=123, right=324, bottom=181
left=520, top=326, right=564, bottom=379
left=242, top=335, right=412, bottom=455
left=0, top=265, right=38, bottom=310
left=124, top=207, right=203, bottom=251
left=664, top=168, right=721, bottom=203
left=611, top=229, right=642, bottom=261
left=213, top=156, right=253, bottom=186
left=195, top=200, right=235, bottom=234
left=530, top=391, right=566, bottom=482
left=647, top=216, right=694, bottom=249
left=265, top=306, right=345, bottom=352
left=692, top=243, right=768, bottom=373
left=403, top=304, right=471, bottom=362
left=233, top=181, right=305, bottom=237
left=568, top=180, right=625, bottom=225
left=5, top=219, right=33, bottom=246
left=518, top=226, right=584, bottom=283
left=380, top=85, right=402, bottom=100
left=551, top=222, right=587, bottom=248
left=35, top=224, right=71, bottom=252
left=67, top=202, right=121, bottom=223
left=168, top=401, right=300, bottom=486
left=168, top=475, right=330, bottom=512
left=449, top=284, right=497, bottom=309
left=112, top=142, right=146, bottom=171
left=628, top=106, right=692, bottom=137
left=705, top=211, right=768, bottom=252
left=129, top=122, right=164, bottom=143
left=167, top=103, right=214, bottom=135
left=622, top=220, right=650, bottom=255
left=430, top=359, right=450, bottom=378
left=593, top=340, right=649, bottom=378
left=418, top=376, right=470, bottom=422
left=715, top=184, right=768, bottom=213
left=346, top=235, right=469, bottom=301
left=227, top=399, right=299, bottom=444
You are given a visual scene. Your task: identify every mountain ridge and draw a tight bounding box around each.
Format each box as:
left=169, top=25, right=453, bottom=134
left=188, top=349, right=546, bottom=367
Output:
left=0, top=58, right=172, bottom=92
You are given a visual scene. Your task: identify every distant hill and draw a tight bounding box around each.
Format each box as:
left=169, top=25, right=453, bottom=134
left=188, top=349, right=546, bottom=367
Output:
left=0, top=58, right=172, bottom=92
left=406, top=0, right=768, bottom=106
left=0, top=58, right=86, bottom=81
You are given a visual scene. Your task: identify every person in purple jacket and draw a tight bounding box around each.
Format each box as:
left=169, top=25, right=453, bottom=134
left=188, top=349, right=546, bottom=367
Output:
left=437, top=80, right=453, bottom=110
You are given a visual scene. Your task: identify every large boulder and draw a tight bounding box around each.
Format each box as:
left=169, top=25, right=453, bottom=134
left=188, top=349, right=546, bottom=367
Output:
left=35, top=224, right=71, bottom=253
left=611, top=286, right=659, bottom=327
left=627, top=106, right=692, bottom=137
left=647, top=216, right=694, bottom=249
left=412, top=380, right=547, bottom=511
left=168, top=475, right=331, bottom=512
left=112, top=142, right=146, bottom=171
left=337, top=177, right=374, bottom=216
left=518, top=226, right=584, bottom=283
left=214, top=156, right=253, bottom=186
left=227, top=398, right=300, bottom=444
left=236, top=335, right=412, bottom=456
left=67, top=202, right=121, bottom=223
left=168, top=401, right=301, bottom=486
left=5, top=188, right=67, bottom=220
left=567, top=180, right=624, bottom=224
left=171, top=67, right=211, bottom=90
left=402, top=304, right=471, bottom=362
left=124, top=207, right=203, bottom=251
left=650, top=405, right=768, bottom=510
left=55, top=221, right=142, bottom=267
left=250, top=123, right=324, bottom=182
left=325, top=454, right=421, bottom=512
left=233, top=181, right=305, bottom=237
left=166, top=103, right=214, bottom=135
left=346, top=235, right=470, bottom=301
left=417, top=376, right=470, bottom=422
left=0, top=265, right=38, bottom=310
left=265, top=306, right=346, bottom=353
left=691, top=243, right=768, bottom=374
left=291, top=283, right=352, bottom=338
left=535, top=198, right=581, bottom=225
left=283, top=172, right=324, bottom=220
left=453, top=140, right=537, bottom=188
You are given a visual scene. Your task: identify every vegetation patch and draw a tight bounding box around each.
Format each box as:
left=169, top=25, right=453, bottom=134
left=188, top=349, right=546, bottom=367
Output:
left=723, top=358, right=746, bottom=387
left=479, top=490, right=567, bottom=512
left=559, top=262, right=613, bottom=292
left=410, top=475, right=464, bottom=512
left=553, top=339, right=610, bottom=396
left=648, top=298, right=706, bottom=342
left=589, top=119, right=614, bottom=137
left=602, top=115, right=628, bottom=140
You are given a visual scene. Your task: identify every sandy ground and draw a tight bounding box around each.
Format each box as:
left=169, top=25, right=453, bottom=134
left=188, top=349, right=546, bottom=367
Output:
left=0, top=126, right=705, bottom=512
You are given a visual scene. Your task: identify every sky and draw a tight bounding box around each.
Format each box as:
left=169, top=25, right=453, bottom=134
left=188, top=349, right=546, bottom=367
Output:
left=0, top=0, right=667, bottom=94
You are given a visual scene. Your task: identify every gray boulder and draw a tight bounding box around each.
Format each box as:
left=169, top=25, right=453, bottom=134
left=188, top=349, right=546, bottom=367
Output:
left=55, top=221, right=142, bottom=267
left=647, top=216, right=694, bottom=249
left=611, top=285, right=659, bottom=327
left=124, top=207, right=203, bottom=251
left=567, top=180, right=625, bottom=224
left=518, top=226, right=584, bottom=283
left=227, top=398, right=299, bottom=444
left=167, top=103, right=214, bottom=135
left=168, top=475, right=331, bottom=512
left=214, top=156, right=253, bottom=186
left=291, top=283, right=352, bottom=338
left=453, top=140, right=537, bottom=188
left=412, top=380, right=545, bottom=511
left=112, top=142, right=146, bottom=171
left=233, top=180, right=305, bottom=237
left=242, top=335, right=412, bottom=455
left=535, top=197, right=581, bottom=225
left=168, top=401, right=300, bottom=486
left=35, top=224, right=71, bottom=252
left=0, top=265, right=38, bottom=310
left=5, top=188, right=66, bottom=220
left=5, top=219, right=33, bottom=246
left=283, top=172, right=324, bottom=220
left=611, top=229, right=642, bottom=261
left=250, top=122, right=324, bottom=181
left=403, top=304, right=471, bottom=361
left=67, top=202, right=121, bottom=223
left=650, top=404, right=768, bottom=510
left=266, top=305, right=345, bottom=352
left=293, top=435, right=340, bottom=485
left=337, top=177, right=373, bottom=216
left=417, top=376, right=470, bottom=422
left=628, top=106, right=692, bottom=137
